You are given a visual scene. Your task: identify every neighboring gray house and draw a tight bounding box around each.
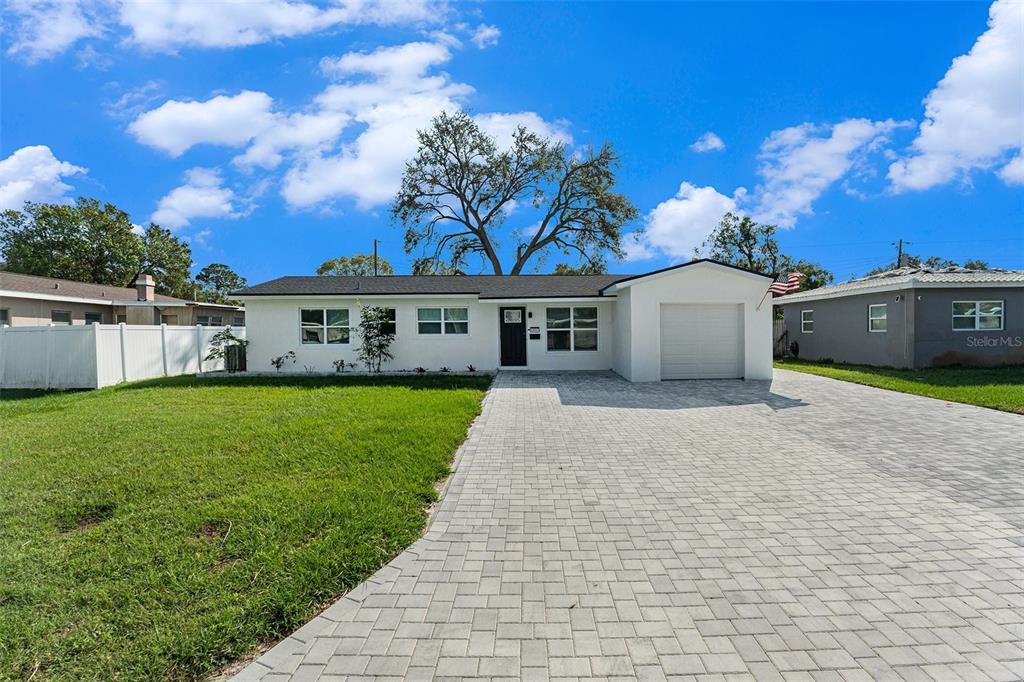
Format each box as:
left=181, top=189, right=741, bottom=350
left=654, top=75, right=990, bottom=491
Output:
left=776, top=267, right=1024, bottom=368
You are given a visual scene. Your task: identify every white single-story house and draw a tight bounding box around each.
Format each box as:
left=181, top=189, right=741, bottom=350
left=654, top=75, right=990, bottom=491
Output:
left=235, top=259, right=774, bottom=381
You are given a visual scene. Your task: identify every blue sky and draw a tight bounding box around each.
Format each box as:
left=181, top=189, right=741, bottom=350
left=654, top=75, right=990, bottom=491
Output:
left=2, top=0, right=1021, bottom=284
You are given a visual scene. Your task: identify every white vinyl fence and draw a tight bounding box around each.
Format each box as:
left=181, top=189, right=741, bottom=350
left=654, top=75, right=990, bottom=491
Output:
left=0, top=324, right=244, bottom=390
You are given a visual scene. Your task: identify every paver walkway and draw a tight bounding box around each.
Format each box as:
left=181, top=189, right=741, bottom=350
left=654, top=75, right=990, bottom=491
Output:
left=236, top=370, right=1024, bottom=681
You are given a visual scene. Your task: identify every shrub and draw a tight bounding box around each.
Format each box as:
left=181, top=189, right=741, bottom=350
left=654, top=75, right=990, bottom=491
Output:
left=270, top=351, right=296, bottom=372
left=357, top=306, right=396, bottom=373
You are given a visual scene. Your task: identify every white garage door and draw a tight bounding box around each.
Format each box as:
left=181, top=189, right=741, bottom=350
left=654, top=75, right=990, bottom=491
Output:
left=660, top=304, right=743, bottom=380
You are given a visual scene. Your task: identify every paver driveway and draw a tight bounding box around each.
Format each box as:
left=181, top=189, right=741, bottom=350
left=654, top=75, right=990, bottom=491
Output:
left=236, top=369, right=1024, bottom=681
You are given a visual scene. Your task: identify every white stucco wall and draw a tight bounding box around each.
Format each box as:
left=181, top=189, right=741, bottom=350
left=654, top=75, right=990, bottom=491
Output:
left=514, top=300, right=615, bottom=371
left=241, top=296, right=615, bottom=373
left=611, top=288, right=632, bottom=380
left=619, top=263, right=773, bottom=382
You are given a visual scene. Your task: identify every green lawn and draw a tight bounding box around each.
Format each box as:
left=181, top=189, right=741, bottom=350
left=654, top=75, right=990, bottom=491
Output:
left=0, top=374, right=491, bottom=681
left=775, top=359, right=1024, bottom=414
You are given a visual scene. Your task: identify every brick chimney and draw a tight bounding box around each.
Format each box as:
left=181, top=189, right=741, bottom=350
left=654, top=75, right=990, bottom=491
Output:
left=134, top=273, right=156, bottom=301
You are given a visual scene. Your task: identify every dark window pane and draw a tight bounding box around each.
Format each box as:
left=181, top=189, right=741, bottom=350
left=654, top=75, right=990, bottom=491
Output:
left=952, top=302, right=975, bottom=316
left=573, top=307, right=598, bottom=328
left=445, top=322, right=468, bottom=334
left=301, top=328, right=324, bottom=344
left=547, top=329, right=571, bottom=350
left=952, top=316, right=975, bottom=330
left=418, top=321, right=442, bottom=334
left=547, top=307, right=571, bottom=329
left=979, top=301, right=1002, bottom=315
left=326, top=309, right=348, bottom=327
left=418, top=308, right=441, bottom=321
left=327, top=327, right=350, bottom=344
left=301, top=309, right=325, bottom=325
left=574, top=329, right=598, bottom=350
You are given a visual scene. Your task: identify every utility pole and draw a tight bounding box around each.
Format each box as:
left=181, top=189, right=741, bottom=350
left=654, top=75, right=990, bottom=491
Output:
left=893, top=239, right=911, bottom=268
left=373, top=239, right=379, bottom=277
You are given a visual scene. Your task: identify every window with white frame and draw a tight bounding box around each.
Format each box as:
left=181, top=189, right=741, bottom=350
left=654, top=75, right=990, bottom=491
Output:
left=546, top=306, right=598, bottom=351
left=800, top=309, right=814, bottom=333
left=417, top=307, right=468, bottom=334
left=952, top=300, right=1003, bottom=331
left=868, top=304, right=887, bottom=332
left=380, top=308, right=397, bottom=335
left=51, top=310, right=72, bottom=325
left=198, top=315, right=223, bottom=326
left=300, top=308, right=350, bottom=344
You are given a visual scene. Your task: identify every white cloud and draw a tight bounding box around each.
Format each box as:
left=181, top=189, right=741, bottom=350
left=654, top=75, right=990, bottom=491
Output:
left=282, top=41, right=472, bottom=209
left=474, top=112, right=573, bottom=148
left=233, top=111, right=351, bottom=170
left=998, top=153, right=1024, bottom=185
left=471, top=23, right=500, bottom=49
left=319, top=40, right=452, bottom=84
left=3, top=0, right=104, bottom=63
left=151, top=167, right=239, bottom=228
left=0, top=146, right=87, bottom=211
left=690, top=131, right=725, bottom=153
left=126, top=40, right=569, bottom=213
left=5, top=0, right=446, bottom=61
left=889, top=0, right=1023, bottom=191
left=128, top=90, right=276, bottom=157
left=626, top=182, right=741, bottom=261
left=753, top=118, right=908, bottom=227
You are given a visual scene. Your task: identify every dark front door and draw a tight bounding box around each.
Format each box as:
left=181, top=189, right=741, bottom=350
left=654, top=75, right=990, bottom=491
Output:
left=499, top=307, right=527, bottom=366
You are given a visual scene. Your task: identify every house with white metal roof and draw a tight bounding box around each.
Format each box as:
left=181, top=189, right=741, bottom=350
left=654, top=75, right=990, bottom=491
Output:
left=775, top=267, right=1024, bottom=368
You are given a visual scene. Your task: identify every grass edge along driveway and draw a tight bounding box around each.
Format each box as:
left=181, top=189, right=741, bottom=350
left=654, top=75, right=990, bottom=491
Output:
left=775, top=359, right=1023, bottom=414
left=0, top=374, right=491, bottom=681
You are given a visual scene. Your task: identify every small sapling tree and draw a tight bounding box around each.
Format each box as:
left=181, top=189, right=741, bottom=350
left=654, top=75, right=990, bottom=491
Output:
left=357, top=306, right=396, bottom=373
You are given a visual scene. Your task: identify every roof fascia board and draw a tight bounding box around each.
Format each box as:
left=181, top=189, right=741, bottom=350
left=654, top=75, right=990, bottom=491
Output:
left=775, top=279, right=1024, bottom=304
left=480, top=296, right=612, bottom=304
left=0, top=290, right=118, bottom=306
left=235, top=293, right=481, bottom=302
left=602, top=260, right=772, bottom=293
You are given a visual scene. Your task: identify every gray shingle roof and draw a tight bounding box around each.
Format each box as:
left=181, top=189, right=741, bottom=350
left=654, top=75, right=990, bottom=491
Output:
left=235, top=274, right=632, bottom=299
left=777, top=266, right=1024, bottom=302
left=0, top=270, right=188, bottom=303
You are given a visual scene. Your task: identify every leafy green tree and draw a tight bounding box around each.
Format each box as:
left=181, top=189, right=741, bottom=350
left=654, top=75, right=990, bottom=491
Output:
left=0, top=198, right=143, bottom=287
left=393, top=111, right=638, bottom=275
left=866, top=255, right=989, bottom=276
left=316, top=254, right=394, bottom=276
left=0, top=198, right=197, bottom=298
left=698, top=212, right=832, bottom=290
left=357, top=306, right=396, bottom=373
left=196, top=263, right=247, bottom=303
left=140, top=224, right=195, bottom=299
left=552, top=261, right=608, bottom=275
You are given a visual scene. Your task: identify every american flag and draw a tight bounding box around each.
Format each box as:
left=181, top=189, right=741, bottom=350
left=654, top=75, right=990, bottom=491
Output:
left=769, top=272, right=805, bottom=295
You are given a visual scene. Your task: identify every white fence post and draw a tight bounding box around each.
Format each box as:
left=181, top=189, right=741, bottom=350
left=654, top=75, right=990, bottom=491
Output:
left=195, top=324, right=203, bottom=374
left=160, top=323, right=169, bottom=376
left=92, top=322, right=101, bottom=388
left=0, top=323, right=6, bottom=388
left=45, top=323, right=54, bottom=390
left=119, top=322, right=128, bottom=383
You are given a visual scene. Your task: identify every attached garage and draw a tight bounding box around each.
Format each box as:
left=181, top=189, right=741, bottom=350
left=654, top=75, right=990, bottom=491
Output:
left=603, top=260, right=774, bottom=382
left=659, top=303, right=743, bottom=379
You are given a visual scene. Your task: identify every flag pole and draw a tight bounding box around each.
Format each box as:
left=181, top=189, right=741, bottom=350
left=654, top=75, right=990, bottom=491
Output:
left=755, top=285, right=775, bottom=311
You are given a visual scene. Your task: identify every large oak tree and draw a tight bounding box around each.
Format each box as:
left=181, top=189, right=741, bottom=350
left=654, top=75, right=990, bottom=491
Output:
left=392, top=111, right=638, bottom=275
